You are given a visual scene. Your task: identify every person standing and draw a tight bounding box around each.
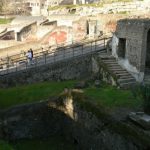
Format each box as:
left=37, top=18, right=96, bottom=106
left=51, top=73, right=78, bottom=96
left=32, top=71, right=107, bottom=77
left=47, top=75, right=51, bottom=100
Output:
left=26, top=50, right=32, bottom=65
left=30, top=48, right=33, bottom=60
left=30, top=48, right=34, bottom=65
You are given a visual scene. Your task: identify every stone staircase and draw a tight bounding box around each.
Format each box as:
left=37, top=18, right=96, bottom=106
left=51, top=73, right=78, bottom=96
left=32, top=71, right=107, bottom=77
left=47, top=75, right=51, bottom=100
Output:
left=98, top=53, right=136, bottom=88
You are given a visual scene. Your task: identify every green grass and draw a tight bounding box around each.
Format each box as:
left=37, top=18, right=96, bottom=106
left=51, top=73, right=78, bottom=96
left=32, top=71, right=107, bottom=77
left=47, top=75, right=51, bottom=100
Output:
left=0, top=18, right=13, bottom=24
left=0, top=140, right=14, bottom=150
left=0, top=80, right=75, bottom=109
left=11, top=137, right=75, bottom=150
left=84, top=85, right=141, bottom=109
left=0, top=81, right=142, bottom=150
left=0, top=81, right=141, bottom=110
left=0, top=136, right=75, bottom=150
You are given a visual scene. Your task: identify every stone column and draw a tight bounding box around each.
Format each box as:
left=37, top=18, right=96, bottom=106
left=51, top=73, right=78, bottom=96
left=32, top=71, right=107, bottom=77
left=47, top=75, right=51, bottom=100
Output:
left=88, top=20, right=97, bottom=39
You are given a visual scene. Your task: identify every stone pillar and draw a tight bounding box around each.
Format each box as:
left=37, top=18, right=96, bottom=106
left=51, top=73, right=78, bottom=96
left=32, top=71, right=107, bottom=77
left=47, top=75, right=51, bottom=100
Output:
left=88, top=20, right=97, bottom=39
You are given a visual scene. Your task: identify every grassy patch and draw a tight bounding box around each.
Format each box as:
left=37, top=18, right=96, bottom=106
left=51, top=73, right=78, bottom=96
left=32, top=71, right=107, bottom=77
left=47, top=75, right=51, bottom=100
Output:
left=84, top=85, right=141, bottom=109
left=0, top=18, right=13, bottom=24
left=11, top=136, right=75, bottom=150
left=0, top=140, right=14, bottom=150
left=0, top=81, right=141, bottom=110
left=0, top=80, right=75, bottom=109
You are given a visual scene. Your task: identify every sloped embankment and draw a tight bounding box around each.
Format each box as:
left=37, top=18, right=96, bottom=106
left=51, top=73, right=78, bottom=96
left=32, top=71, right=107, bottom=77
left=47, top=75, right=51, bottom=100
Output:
left=0, top=89, right=149, bottom=150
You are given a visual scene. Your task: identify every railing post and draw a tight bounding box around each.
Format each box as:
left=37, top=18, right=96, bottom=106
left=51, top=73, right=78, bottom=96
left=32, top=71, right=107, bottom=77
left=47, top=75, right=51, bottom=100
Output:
left=73, top=47, right=74, bottom=58
left=25, top=61, right=27, bottom=70
left=91, top=42, right=92, bottom=53
left=104, top=38, right=105, bottom=48
left=63, top=48, right=65, bottom=59
left=36, top=57, right=37, bottom=67
left=44, top=53, right=46, bottom=64
left=54, top=52, right=55, bottom=63
left=16, top=62, right=17, bottom=72
left=82, top=45, right=83, bottom=55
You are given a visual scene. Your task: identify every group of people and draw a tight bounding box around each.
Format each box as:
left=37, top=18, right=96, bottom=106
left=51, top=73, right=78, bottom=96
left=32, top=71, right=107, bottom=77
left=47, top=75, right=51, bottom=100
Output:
left=26, top=48, right=33, bottom=65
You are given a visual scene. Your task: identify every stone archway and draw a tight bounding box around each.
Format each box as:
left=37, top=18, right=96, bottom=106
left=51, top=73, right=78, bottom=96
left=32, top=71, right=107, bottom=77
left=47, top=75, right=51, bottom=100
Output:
left=146, top=29, right=150, bottom=69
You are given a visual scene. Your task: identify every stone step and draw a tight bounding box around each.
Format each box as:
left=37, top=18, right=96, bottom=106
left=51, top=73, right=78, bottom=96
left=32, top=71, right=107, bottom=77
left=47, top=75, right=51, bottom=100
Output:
left=102, top=59, right=117, bottom=62
left=105, top=62, right=119, bottom=65
left=109, top=69, right=125, bottom=72
left=100, top=57, right=115, bottom=60
left=108, top=68, right=125, bottom=71
left=120, top=81, right=136, bottom=88
left=115, top=72, right=130, bottom=75
left=118, top=78, right=136, bottom=84
left=100, top=55, right=137, bottom=88
left=108, top=65, right=124, bottom=70
left=119, top=75, right=134, bottom=79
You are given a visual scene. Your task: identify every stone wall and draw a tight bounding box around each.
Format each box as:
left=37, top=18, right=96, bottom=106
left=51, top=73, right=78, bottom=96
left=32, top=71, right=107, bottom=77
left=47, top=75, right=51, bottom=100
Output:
left=36, top=21, right=57, bottom=39
left=17, top=22, right=37, bottom=41
left=0, top=91, right=149, bottom=149
left=0, top=41, right=42, bottom=58
left=47, top=1, right=150, bottom=16
left=72, top=18, right=87, bottom=41
left=101, top=1, right=150, bottom=14
left=42, top=18, right=88, bottom=45
left=112, top=19, right=150, bottom=82
left=0, top=55, right=92, bottom=87
left=0, top=31, right=15, bottom=40
left=0, top=40, right=22, bottom=49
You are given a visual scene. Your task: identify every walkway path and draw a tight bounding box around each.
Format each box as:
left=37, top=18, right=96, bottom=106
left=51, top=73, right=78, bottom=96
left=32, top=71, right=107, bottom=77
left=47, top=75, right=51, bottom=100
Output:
left=0, top=38, right=109, bottom=76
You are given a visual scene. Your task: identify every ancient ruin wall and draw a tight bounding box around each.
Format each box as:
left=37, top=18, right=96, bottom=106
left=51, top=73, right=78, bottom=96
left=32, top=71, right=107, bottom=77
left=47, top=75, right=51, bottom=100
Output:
left=0, top=91, right=148, bottom=150
left=17, top=22, right=37, bottom=41
left=0, top=55, right=92, bottom=87
left=116, top=20, right=145, bottom=71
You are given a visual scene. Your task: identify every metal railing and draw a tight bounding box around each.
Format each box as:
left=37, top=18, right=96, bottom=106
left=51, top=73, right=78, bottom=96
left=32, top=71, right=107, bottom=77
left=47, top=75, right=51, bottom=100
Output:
left=0, top=37, right=111, bottom=76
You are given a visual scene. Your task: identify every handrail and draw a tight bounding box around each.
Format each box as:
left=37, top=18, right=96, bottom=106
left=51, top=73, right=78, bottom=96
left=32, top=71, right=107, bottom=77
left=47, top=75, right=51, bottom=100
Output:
left=0, top=37, right=111, bottom=76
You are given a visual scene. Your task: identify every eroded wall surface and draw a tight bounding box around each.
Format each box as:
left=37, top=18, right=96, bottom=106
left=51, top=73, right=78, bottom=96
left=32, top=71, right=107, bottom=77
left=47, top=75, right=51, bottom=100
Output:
left=112, top=19, right=150, bottom=81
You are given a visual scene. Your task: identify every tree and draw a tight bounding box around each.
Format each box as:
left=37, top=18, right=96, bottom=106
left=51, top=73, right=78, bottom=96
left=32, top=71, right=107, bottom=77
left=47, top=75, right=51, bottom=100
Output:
left=0, top=0, right=13, bottom=15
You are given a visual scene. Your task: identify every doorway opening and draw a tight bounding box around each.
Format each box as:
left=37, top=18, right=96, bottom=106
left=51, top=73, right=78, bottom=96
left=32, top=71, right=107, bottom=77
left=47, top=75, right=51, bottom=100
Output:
left=146, top=29, right=150, bottom=69
left=118, top=38, right=126, bottom=58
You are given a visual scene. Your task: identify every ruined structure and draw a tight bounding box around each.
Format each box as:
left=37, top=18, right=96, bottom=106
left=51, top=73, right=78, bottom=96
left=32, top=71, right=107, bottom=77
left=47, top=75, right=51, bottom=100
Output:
left=112, top=19, right=150, bottom=82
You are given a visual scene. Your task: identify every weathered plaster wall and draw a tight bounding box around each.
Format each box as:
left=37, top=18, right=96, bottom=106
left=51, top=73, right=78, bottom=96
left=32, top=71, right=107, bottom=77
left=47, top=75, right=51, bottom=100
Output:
left=17, top=22, right=37, bottom=41
left=42, top=26, right=71, bottom=45
left=0, top=41, right=42, bottom=58
left=112, top=19, right=150, bottom=81
left=72, top=19, right=87, bottom=41
left=0, top=31, right=15, bottom=40
left=36, top=21, right=57, bottom=39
